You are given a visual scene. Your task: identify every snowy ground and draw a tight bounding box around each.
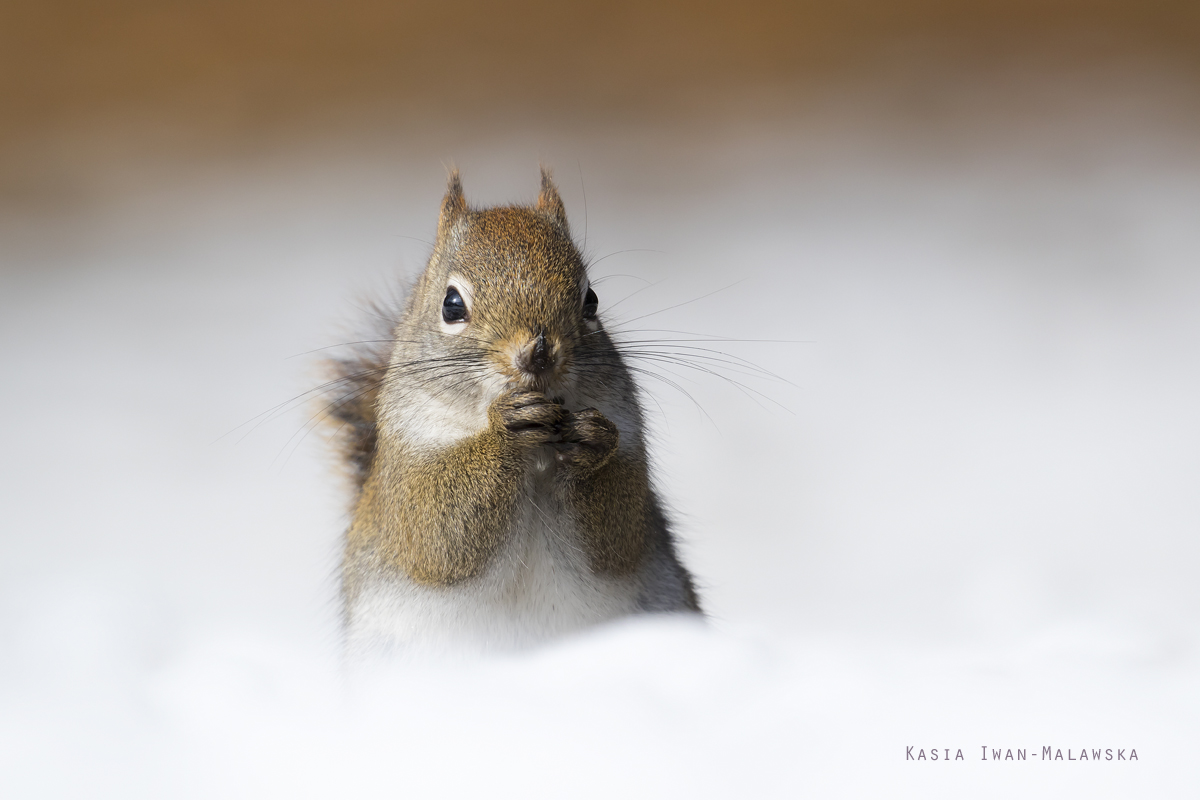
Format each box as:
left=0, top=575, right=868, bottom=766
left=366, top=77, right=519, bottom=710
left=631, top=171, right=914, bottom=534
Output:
left=2, top=64, right=1198, bottom=797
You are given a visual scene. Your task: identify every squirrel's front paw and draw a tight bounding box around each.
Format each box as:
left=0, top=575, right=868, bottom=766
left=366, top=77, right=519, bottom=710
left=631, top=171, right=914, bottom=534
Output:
left=489, top=390, right=565, bottom=449
left=554, top=408, right=619, bottom=474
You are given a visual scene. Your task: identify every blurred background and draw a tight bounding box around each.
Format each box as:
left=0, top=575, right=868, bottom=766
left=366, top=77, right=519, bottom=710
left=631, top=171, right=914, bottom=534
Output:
left=2, top=1, right=1199, bottom=797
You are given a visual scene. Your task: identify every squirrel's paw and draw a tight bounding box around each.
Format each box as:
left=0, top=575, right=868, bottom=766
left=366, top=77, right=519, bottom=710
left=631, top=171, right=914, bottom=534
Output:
left=554, top=408, right=619, bottom=474
left=490, top=390, right=565, bottom=448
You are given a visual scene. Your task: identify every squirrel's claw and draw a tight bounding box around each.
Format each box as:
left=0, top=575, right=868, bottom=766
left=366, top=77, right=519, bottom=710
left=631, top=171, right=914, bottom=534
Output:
left=490, top=390, right=565, bottom=447
left=554, top=407, right=619, bottom=474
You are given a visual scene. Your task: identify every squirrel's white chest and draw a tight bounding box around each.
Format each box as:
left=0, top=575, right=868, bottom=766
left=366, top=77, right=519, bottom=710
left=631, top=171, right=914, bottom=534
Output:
left=345, top=491, right=640, bottom=658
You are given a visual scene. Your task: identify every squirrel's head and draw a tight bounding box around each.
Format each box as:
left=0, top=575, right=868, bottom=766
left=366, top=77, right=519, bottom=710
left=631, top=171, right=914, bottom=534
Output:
left=412, top=168, right=600, bottom=394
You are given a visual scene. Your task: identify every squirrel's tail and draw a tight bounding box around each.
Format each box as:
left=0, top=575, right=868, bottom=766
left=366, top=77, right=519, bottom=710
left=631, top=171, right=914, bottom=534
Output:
left=320, top=301, right=396, bottom=496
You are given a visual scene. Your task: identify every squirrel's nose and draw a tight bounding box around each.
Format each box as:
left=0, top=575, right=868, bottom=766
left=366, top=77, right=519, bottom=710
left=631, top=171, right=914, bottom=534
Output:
left=522, top=329, right=554, bottom=376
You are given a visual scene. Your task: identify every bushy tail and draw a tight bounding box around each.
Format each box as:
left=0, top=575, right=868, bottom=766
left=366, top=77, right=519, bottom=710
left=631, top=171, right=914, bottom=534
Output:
left=320, top=302, right=398, bottom=496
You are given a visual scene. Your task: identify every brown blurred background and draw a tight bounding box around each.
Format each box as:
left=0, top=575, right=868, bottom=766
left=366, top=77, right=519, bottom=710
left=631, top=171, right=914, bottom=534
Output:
left=3, top=0, right=1199, bottom=210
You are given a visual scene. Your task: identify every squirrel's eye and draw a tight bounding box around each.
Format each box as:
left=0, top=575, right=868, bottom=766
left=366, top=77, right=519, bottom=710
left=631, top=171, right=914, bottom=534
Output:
left=582, top=287, right=598, bottom=320
left=442, top=286, right=468, bottom=323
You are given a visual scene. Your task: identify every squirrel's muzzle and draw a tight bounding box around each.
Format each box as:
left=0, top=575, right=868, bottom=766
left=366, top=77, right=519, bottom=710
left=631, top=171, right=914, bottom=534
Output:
left=528, top=330, right=552, bottom=374
left=511, top=327, right=563, bottom=388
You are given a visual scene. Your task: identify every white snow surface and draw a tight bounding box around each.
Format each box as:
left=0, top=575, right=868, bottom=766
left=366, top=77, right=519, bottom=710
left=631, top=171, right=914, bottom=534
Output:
left=2, top=66, right=1198, bottom=797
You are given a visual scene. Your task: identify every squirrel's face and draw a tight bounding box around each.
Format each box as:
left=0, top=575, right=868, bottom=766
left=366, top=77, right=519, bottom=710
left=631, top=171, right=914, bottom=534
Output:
left=417, top=172, right=600, bottom=395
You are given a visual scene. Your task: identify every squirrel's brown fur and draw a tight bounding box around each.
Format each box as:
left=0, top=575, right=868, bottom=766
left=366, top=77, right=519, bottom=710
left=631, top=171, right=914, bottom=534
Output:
left=325, top=169, right=700, bottom=652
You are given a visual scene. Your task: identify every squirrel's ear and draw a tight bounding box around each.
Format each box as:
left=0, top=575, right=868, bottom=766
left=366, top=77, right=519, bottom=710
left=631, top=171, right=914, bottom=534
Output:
left=438, top=170, right=467, bottom=240
left=537, top=167, right=569, bottom=231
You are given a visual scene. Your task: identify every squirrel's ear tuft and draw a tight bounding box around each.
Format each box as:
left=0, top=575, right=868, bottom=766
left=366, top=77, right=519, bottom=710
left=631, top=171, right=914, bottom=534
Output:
left=537, top=167, right=569, bottom=231
left=438, top=169, right=467, bottom=240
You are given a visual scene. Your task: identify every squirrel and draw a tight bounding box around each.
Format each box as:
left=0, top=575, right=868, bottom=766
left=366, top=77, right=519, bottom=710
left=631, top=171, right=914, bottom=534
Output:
left=325, top=168, right=701, bottom=656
